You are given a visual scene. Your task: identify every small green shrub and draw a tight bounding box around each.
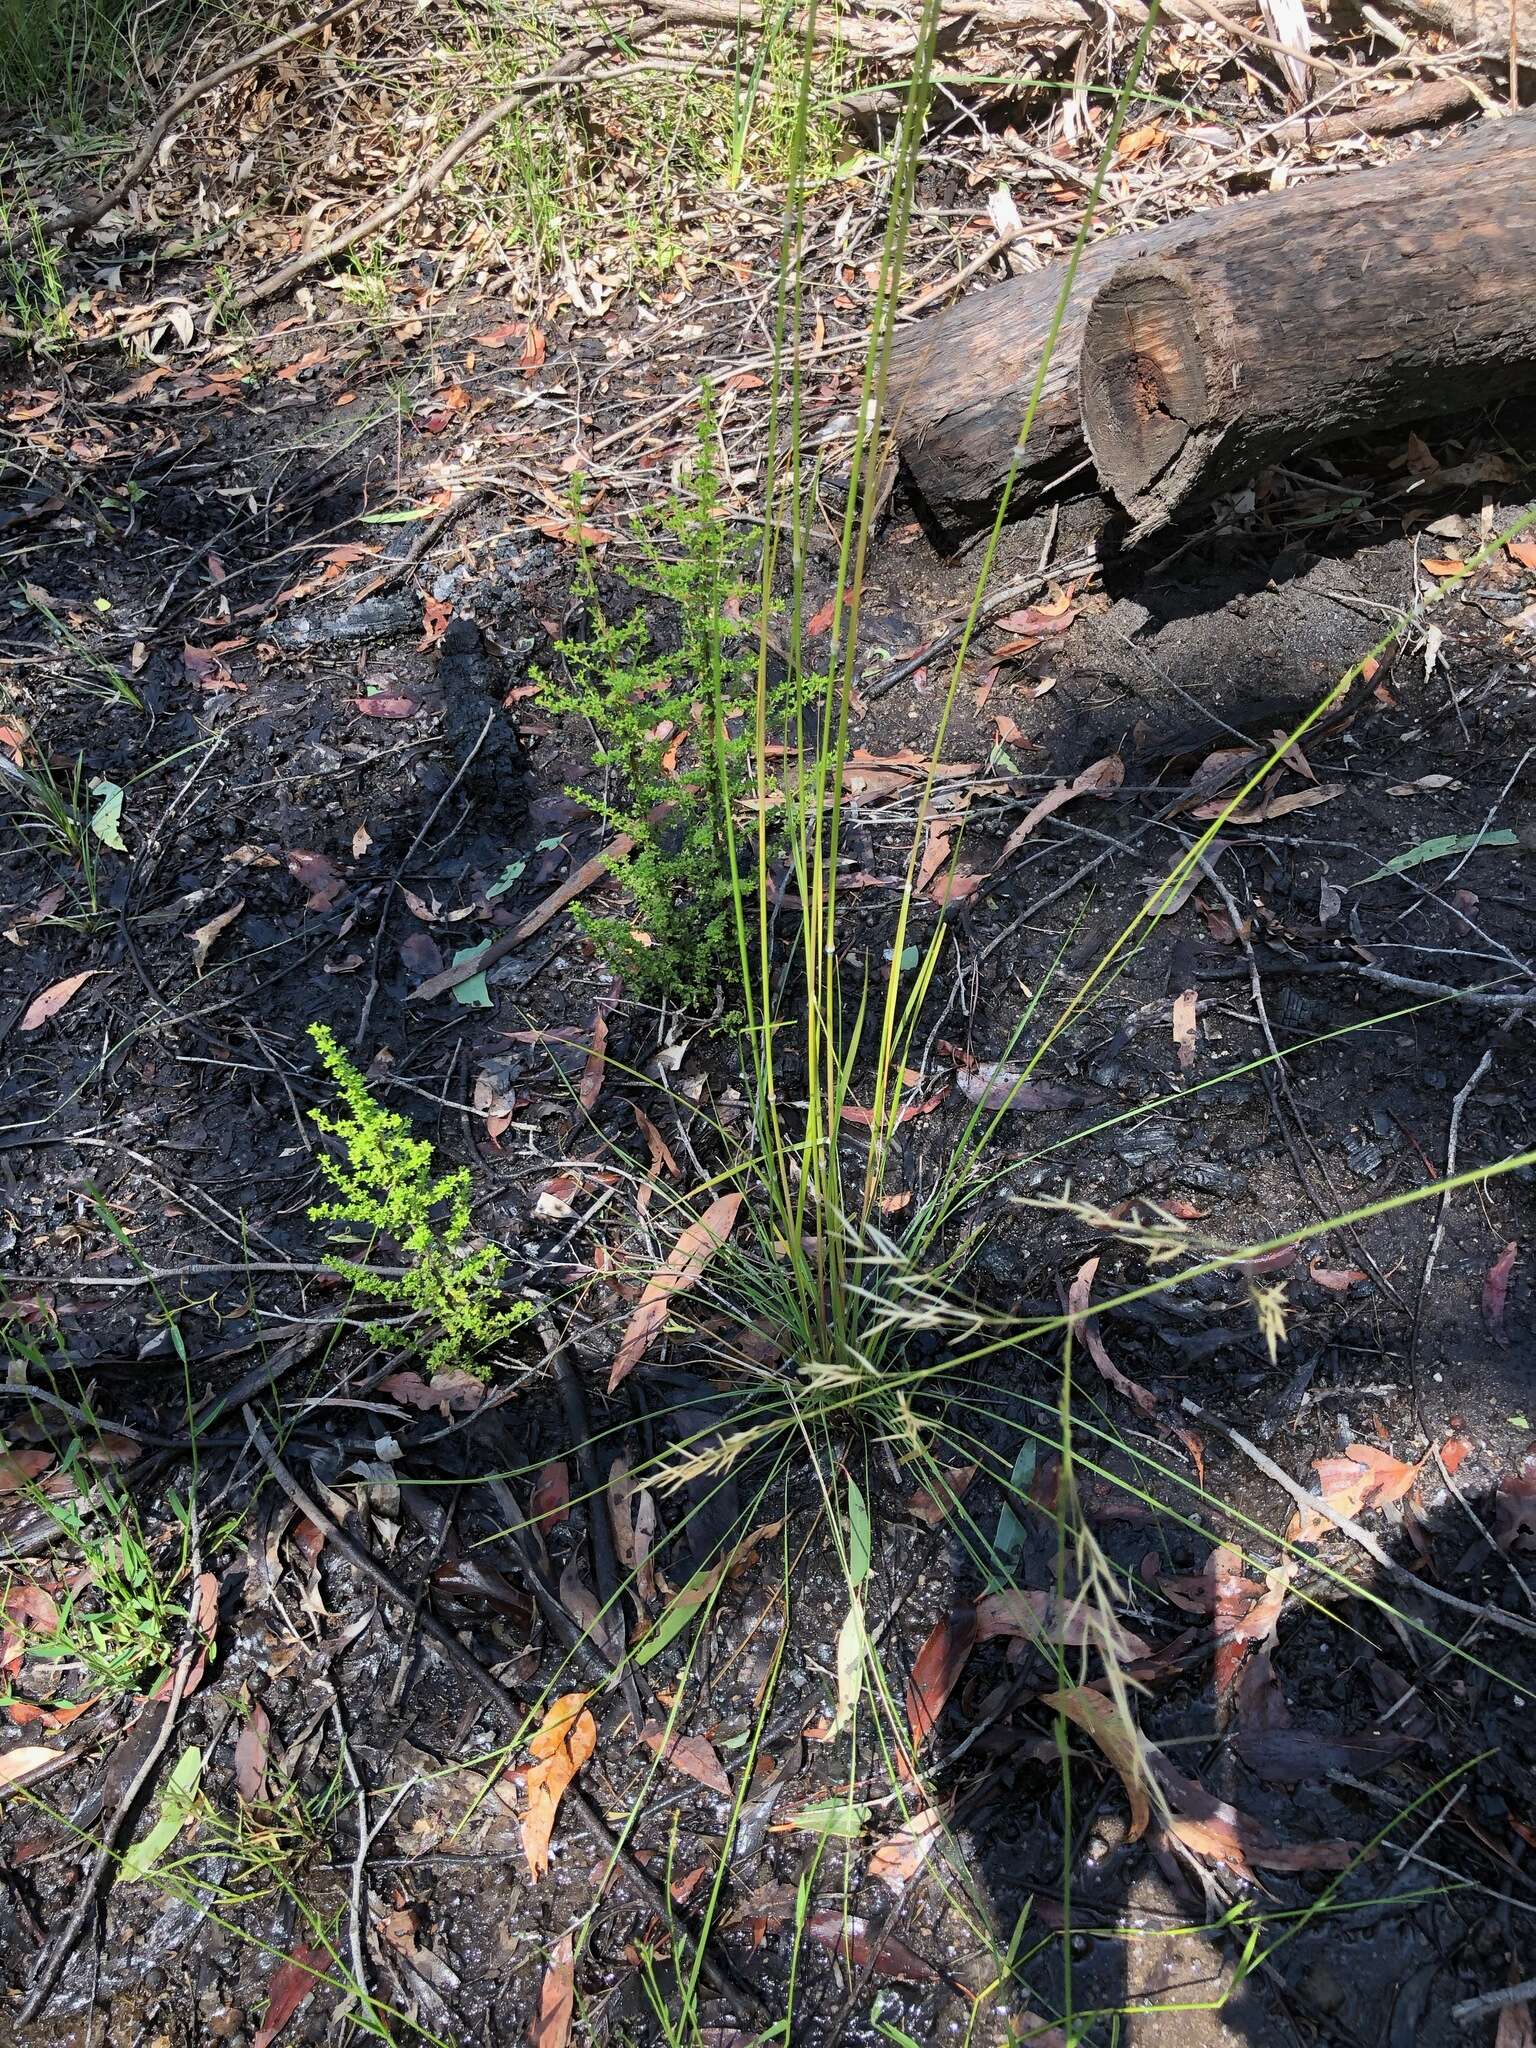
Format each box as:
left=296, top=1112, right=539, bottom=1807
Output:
left=307, top=1025, right=528, bottom=1375
left=540, top=391, right=792, bottom=1009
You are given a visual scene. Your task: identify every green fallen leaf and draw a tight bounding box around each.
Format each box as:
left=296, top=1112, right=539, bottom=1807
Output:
left=120, top=1743, right=202, bottom=1884
left=790, top=1797, right=872, bottom=1839
left=486, top=859, right=527, bottom=900
left=1510, top=1414, right=1531, bottom=1431
left=847, top=1476, right=871, bottom=1587
left=897, top=945, right=919, bottom=973
left=989, top=1440, right=1037, bottom=1588
left=89, top=778, right=126, bottom=852
left=633, top=1563, right=720, bottom=1667
left=359, top=507, right=433, bottom=524
left=449, top=945, right=492, bottom=1008
left=1364, top=829, right=1517, bottom=883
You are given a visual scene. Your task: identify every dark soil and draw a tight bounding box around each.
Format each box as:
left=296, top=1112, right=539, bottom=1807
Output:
left=2, top=270, right=1535, bottom=2048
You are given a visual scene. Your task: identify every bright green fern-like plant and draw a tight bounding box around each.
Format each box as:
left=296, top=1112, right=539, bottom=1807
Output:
left=307, top=1025, right=528, bottom=1374
left=539, top=387, right=797, bottom=1009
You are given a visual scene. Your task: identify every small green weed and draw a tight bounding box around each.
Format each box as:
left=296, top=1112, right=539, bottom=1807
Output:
left=7, top=1449, right=188, bottom=1701
left=307, top=1024, right=530, bottom=1374
left=0, top=184, right=72, bottom=347
left=539, top=394, right=791, bottom=1009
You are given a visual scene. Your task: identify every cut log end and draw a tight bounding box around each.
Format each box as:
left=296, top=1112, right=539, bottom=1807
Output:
left=1080, top=262, right=1214, bottom=526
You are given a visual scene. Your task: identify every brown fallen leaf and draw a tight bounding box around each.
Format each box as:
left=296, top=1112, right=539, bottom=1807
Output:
left=533, top=1933, right=575, bottom=2048
left=531, top=1461, right=571, bottom=1530
left=252, top=1942, right=325, bottom=2048
left=0, top=1448, right=55, bottom=1493
left=1000, top=754, right=1123, bottom=857
left=839, top=1088, right=948, bottom=1130
left=1190, top=782, right=1343, bottom=825
left=1068, top=1257, right=1158, bottom=1417
left=804, top=1910, right=940, bottom=1985
left=285, top=850, right=344, bottom=911
left=1043, top=1684, right=1151, bottom=1841
left=1285, top=1442, right=1420, bottom=1544
left=641, top=1723, right=732, bottom=1796
left=521, top=1692, right=597, bottom=1880
left=376, top=1369, right=484, bottom=1414
left=633, top=1105, right=679, bottom=1187
left=906, top=1462, right=977, bottom=1527
left=188, top=899, right=244, bottom=975
left=976, top=1588, right=1152, bottom=1664
left=1495, top=1455, right=1536, bottom=1552
left=1168, top=1810, right=1359, bottom=1875
left=1172, top=987, right=1197, bottom=1071
left=352, top=695, right=418, bottom=719
left=906, top=1605, right=978, bottom=1749
left=954, top=1062, right=1077, bottom=1114
left=579, top=1001, right=611, bottom=1111
left=1308, top=1258, right=1367, bottom=1292
left=609, top=1192, right=745, bottom=1390
left=19, top=969, right=100, bottom=1032
left=234, top=1700, right=270, bottom=1804
left=1484, top=1239, right=1518, bottom=1342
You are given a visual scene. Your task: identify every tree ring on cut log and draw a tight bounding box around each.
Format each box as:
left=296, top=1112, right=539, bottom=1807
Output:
left=1080, top=259, right=1215, bottom=522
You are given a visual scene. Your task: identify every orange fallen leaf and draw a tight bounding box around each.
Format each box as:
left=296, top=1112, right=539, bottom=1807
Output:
left=1285, top=1443, right=1420, bottom=1544
left=609, top=1193, right=744, bottom=1390
left=533, top=1933, right=575, bottom=2048
left=521, top=1692, right=597, bottom=1879
left=906, top=1462, right=976, bottom=1527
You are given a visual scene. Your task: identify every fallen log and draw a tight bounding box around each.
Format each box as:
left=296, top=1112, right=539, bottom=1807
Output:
left=889, top=113, right=1527, bottom=537
left=888, top=220, right=1193, bottom=535
left=1079, top=114, right=1536, bottom=531
left=1275, top=74, right=1479, bottom=144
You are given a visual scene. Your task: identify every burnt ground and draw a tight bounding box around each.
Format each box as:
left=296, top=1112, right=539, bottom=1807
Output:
left=3, top=70, right=1536, bottom=2048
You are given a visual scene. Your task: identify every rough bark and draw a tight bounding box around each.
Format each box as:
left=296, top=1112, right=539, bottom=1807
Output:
left=1079, top=114, right=1536, bottom=531
left=1380, top=0, right=1536, bottom=57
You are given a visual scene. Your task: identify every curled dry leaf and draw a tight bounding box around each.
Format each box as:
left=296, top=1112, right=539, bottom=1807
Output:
left=188, top=899, right=244, bottom=975
left=1068, top=1256, right=1158, bottom=1417
left=906, top=1605, right=978, bottom=1749
left=521, top=1692, right=597, bottom=1880
left=1043, top=1684, right=1151, bottom=1841
left=609, top=1192, right=744, bottom=1391
left=19, top=970, right=100, bottom=1032
left=1484, top=1240, right=1518, bottom=1341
